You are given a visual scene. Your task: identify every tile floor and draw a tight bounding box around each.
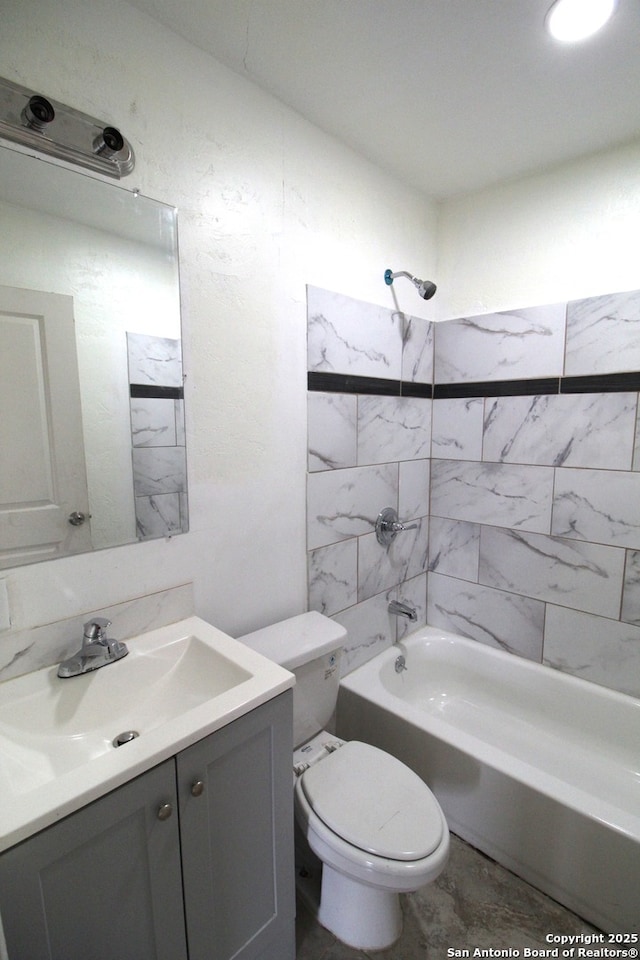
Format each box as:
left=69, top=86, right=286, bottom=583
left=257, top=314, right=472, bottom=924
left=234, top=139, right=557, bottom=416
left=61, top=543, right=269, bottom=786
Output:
left=295, top=834, right=598, bottom=960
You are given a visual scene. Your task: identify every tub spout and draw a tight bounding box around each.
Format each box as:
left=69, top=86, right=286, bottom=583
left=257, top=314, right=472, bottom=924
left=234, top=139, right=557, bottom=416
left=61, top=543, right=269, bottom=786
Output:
left=388, top=600, right=417, bottom=621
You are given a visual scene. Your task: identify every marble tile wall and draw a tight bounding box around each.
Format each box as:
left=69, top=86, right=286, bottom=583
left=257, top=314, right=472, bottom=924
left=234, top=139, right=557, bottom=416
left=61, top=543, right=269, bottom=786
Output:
left=307, top=286, right=433, bottom=673
left=429, top=290, right=640, bottom=698
left=308, top=286, right=640, bottom=698
left=127, top=333, right=189, bottom=540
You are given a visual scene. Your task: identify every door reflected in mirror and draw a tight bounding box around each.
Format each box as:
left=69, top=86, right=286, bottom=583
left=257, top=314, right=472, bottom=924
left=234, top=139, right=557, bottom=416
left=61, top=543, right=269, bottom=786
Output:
left=0, top=143, right=188, bottom=569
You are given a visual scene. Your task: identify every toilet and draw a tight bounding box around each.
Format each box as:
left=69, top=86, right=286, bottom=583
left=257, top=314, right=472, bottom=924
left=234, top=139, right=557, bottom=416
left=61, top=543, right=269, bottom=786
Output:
left=240, top=611, right=449, bottom=950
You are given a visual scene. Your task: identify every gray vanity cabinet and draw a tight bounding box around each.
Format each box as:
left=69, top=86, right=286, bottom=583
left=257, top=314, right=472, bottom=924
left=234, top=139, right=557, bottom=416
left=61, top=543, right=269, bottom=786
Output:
left=0, top=691, right=295, bottom=960
left=0, top=759, right=187, bottom=959
left=178, top=690, right=295, bottom=960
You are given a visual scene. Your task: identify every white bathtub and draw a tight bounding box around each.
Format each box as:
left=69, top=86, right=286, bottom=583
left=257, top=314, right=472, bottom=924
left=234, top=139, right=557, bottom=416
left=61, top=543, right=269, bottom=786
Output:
left=337, top=626, right=640, bottom=933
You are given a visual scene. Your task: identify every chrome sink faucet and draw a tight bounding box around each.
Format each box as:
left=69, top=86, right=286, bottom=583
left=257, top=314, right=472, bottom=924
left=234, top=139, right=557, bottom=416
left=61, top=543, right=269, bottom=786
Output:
left=57, top=617, right=128, bottom=678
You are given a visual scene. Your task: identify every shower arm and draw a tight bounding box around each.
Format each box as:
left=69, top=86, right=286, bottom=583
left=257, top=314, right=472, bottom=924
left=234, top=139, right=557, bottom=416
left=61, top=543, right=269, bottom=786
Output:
left=384, top=268, right=436, bottom=301
left=386, top=270, right=416, bottom=284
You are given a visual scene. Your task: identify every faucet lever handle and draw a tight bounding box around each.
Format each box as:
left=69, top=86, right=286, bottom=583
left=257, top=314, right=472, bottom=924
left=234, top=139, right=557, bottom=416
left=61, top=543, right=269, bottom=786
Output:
left=83, top=617, right=111, bottom=642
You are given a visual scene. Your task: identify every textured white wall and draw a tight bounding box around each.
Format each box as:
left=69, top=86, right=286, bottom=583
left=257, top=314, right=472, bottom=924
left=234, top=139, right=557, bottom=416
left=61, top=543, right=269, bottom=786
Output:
left=436, top=139, right=640, bottom=320
left=0, top=0, right=437, bottom=640
left=3, top=0, right=639, bottom=650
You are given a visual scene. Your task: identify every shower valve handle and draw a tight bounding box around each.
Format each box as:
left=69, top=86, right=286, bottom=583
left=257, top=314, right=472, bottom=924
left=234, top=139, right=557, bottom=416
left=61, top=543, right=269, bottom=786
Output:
left=375, top=507, right=418, bottom=546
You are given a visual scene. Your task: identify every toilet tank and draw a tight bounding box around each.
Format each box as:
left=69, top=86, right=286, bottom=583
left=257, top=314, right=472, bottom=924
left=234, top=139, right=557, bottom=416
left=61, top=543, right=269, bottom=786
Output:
left=239, top=612, right=346, bottom=748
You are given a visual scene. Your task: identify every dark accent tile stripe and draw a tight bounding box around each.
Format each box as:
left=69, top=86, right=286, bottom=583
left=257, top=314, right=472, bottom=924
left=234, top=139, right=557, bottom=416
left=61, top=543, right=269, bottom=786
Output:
left=308, top=371, right=403, bottom=396
left=400, top=381, right=433, bottom=398
left=308, top=371, right=433, bottom=398
left=308, top=370, right=640, bottom=400
left=434, top=378, right=560, bottom=399
left=130, top=383, right=184, bottom=400
left=560, top=372, right=640, bottom=394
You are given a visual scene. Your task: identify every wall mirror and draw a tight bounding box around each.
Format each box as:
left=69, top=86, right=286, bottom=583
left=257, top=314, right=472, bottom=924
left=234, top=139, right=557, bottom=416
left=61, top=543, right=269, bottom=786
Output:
left=0, top=142, right=188, bottom=570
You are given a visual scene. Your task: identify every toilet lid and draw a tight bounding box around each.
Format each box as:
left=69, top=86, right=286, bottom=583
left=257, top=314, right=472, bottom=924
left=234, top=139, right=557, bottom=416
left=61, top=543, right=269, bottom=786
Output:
left=299, top=741, right=444, bottom=861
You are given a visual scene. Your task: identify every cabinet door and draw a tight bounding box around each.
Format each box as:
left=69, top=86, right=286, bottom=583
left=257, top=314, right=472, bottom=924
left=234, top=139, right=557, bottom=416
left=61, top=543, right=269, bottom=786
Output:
left=0, top=760, right=187, bottom=960
left=178, top=691, right=295, bottom=960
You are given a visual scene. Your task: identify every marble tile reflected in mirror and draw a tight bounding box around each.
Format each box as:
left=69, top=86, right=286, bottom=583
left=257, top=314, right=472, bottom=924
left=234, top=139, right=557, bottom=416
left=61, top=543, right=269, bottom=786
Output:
left=127, top=334, right=188, bottom=540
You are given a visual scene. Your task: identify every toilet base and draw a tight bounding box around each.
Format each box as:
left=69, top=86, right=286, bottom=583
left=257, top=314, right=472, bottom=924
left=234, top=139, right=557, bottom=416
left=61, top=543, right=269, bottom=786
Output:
left=317, top=863, right=403, bottom=950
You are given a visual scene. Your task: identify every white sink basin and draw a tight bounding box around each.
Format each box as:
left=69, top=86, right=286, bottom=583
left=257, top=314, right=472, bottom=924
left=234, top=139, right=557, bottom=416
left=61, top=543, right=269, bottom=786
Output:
left=0, top=616, right=294, bottom=852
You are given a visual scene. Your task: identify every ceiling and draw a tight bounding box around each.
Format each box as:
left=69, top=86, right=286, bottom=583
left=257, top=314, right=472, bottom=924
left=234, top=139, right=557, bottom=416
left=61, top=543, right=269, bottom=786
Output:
left=128, top=0, right=640, bottom=200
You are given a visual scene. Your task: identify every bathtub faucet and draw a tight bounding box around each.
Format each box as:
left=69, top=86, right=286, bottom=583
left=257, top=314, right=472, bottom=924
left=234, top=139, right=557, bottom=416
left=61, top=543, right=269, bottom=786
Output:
left=388, top=600, right=417, bottom=622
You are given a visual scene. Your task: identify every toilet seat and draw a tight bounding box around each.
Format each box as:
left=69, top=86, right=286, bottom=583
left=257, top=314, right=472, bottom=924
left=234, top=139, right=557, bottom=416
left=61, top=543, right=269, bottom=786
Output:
left=298, top=741, right=444, bottom=860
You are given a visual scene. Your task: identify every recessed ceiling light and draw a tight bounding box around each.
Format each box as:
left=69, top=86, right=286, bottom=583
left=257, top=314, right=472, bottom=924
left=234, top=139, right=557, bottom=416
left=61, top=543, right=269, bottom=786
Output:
left=546, top=0, right=617, bottom=42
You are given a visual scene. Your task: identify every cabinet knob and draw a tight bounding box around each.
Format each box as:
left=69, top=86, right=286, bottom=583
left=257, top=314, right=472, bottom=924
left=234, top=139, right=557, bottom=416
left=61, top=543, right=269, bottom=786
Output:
left=191, top=780, right=205, bottom=797
left=157, top=802, right=173, bottom=821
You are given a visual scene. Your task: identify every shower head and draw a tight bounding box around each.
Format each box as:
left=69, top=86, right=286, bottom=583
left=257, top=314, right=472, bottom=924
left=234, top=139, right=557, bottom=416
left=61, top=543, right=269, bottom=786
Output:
left=384, top=268, right=437, bottom=301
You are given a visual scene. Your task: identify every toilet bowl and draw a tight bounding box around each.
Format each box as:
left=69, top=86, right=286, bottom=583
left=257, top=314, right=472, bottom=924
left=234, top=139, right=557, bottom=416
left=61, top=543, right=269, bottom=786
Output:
left=293, top=735, right=449, bottom=949
left=239, top=611, right=450, bottom=950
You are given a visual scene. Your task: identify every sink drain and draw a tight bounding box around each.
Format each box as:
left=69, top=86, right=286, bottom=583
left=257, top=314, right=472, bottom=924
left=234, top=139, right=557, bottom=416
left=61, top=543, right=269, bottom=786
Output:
left=113, top=730, right=140, bottom=747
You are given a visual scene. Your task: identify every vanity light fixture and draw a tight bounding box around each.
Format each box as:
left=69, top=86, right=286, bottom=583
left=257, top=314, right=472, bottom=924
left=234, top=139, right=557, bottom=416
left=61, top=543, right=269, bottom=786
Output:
left=0, top=75, right=134, bottom=178
left=545, top=0, right=617, bottom=42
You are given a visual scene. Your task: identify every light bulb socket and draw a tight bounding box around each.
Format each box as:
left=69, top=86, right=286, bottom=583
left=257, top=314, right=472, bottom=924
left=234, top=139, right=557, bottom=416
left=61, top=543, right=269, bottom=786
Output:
left=21, top=94, right=55, bottom=132
left=93, top=126, right=125, bottom=158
